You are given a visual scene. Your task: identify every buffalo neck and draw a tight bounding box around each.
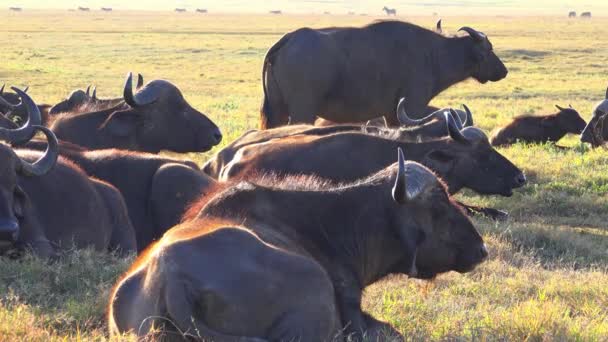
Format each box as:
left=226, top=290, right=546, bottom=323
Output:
left=432, top=37, right=477, bottom=95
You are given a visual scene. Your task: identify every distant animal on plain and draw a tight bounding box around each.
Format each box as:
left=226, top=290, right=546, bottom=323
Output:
left=175, top=8, right=186, bottom=13
left=9, top=7, right=22, bottom=12
left=260, top=21, right=508, bottom=128
left=101, top=7, right=113, bottom=12
left=383, top=6, right=396, bottom=15
left=436, top=19, right=442, bottom=33
left=269, top=10, right=282, bottom=14
left=568, top=11, right=576, bottom=18
left=581, top=12, right=591, bottom=18
left=324, top=11, right=330, bottom=15
left=348, top=11, right=355, bottom=15
left=78, top=7, right=90, bottom=12
left=490, top=105, right=586, bottom=146
left=196, top=9, right=208, bottom=13
left=581, top=84, right=608, bottom=148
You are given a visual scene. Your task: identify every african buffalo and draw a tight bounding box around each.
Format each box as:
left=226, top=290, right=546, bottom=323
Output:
left=581, top=85, right=608, bottom=148
left=260, top=20, right=507, bottom=128
left=109, top=149, right=487, bottom=340
left=203, top=101, right=467, bottom=179
left=491, top=105, right=586, bottom=146
left=0, top=88, right=136, bottom=258
left=569, top=11, right=576, bottom=18
left=50, top=73, right=222, bottom=153
left=24, top=139, right=216, bottom=252
left=48, top=82, right=128, bottom=116
left=196, top=8, right=208, bottom=13
left=101, top=7, right=113, bottom=12
left=581, top=12, right=592, bottom=18
left=0, top=85, right=51, bottom=126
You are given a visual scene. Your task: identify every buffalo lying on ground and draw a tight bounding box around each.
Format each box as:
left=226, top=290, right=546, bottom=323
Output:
left=260, top=20, right=507, bottom=128
left=78, top=7, right=90, bottom=11
left=0, top=85, right=51, bottom=126
left=48, top=79, right=136, bottom=116
left=109, top=149, right=487, bottom=340
left=581, top=87, right=608, bottom=148
left=0, top=88, right=136, bottom=258
left=269, top=10, right=282, bottom=14
left=491, top=105, right=586, bottom=146
left=24, top=139, right=216, bottom=252
left=50, top=73, right=222, bottom=153
left=175, top=8, right=186, bottom=12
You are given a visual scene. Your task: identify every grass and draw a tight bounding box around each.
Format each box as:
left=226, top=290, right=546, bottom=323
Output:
left=1, top=10, right=608, bottom=341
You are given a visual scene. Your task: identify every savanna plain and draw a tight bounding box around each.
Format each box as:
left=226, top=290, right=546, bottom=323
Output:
left=1, top=10, right=608, bottom=341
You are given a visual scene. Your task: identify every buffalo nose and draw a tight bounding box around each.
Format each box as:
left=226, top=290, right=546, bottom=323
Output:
left=514, top=173, right=527, bottom=187
left=0, top=219, right=19, bottom=242
left=479, top=244, right=489, bottom=260
left=212, top=128, right=222, bottom=145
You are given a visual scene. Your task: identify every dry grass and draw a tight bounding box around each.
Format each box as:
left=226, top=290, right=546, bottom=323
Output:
left=1, top=10, right=608, bottom=340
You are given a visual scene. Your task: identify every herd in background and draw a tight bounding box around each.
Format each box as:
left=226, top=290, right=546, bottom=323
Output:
left=1, top=18, right=607, bottom=341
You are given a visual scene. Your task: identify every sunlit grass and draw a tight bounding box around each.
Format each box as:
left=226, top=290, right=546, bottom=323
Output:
left=0, top=11, right=607, bottom=340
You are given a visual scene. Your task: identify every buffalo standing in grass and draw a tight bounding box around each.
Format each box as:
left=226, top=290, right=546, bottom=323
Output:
left=0, top=88, right=136, bottom=258
left=50, top=73, right=222, bottom=153
left=260, top=20, right=507, bottom=128
left=491, top=105, right=586, bottom=146
left=24, top=139, right=216, bottom=252
left=109, top=149, right=487, bottom=340
left=581, top=85, right=608, bottom=148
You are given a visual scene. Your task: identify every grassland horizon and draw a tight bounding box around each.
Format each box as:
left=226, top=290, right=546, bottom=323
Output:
left=0, top=10, right=608, bottom=341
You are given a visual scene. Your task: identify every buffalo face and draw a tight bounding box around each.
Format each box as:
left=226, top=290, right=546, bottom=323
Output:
left=391, top=149, right=487, bottom=279
left=108, top=73, right=222, bottom=153
left=460, top=27, right=508, bottom=84
left=424, top=112, right=526, bottom=196
left=49, top=89, right=90, bottom=115
left=555, top=105, right=587, bottom=134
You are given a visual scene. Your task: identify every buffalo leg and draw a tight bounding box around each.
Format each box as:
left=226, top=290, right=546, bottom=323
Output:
left=457, top=201, right=509, bottom=221
left=363, top=312, right=403, bottom=341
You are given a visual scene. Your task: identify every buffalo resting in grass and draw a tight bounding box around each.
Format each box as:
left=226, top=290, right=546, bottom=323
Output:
left=581, top=86, right=608, bottom=148
left=50, top=73, right=222, bottom=153
left=0, top=88, right=136, bottom=258
left=491, top=105, right=586, bottom=146
left=260, top=20, right=507, bottom=128
left=109, top=149, right=487, bottom=340
left=24, top=139, right=216, bottom=252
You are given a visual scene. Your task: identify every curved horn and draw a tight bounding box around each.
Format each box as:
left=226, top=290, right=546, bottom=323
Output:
left=555, top=104, right=566, bottom=111
left=0, top=84, right=4, bottom=95
left=17, top=125, right=58, bottom=177
left=392, top=147, right=408, bottom=204
left=446, top=110, right=469, bottom=144
left=462, top=104, right=473, bottom=126
left=0, top=87, right=40, bottom=144
left=450, top=109, right=464, bottom=130
left=136, top=73, right=144, bottom=89
left=569, top=104, right=573, bottom=109
left=436, top=19, right=442, bottom=33
left=458, top=26, right=485, bottom=41
left=91, top=86, right=97, bottom=100
left=0, top=94, right=19, bottom=110
left=23, top=86, right=29, bottom=93
left=396, top=98, right=443, bottom=127
left=123, top=72, right=158, bottom=107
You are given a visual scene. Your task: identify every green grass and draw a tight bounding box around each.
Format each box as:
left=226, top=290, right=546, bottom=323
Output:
left=1, top=11, right=608, bottom=340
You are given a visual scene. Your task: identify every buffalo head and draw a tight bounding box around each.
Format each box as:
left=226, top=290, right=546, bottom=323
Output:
left=581, top=86, right=608, bottom=147
left=0, top=88, right=58, bottom=246
left=424, top=111, right=526, bottom=196
left=554, top=104, right=586, bottom=134
left=48, top=88, right=92, bottom=115
left=101, top=73, right=222, bottom=153
left=391, top=148, right=487, bottom=279
left=459, top=27, right=508, bottom=84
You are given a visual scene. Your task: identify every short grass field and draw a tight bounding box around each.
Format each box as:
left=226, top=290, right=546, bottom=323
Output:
left=1, top=9, right=608, bottom=341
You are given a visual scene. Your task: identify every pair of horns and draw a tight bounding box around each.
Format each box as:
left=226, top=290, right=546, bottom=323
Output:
left=123, top=72, right=156, bottom=108
left=392, top=148, right=435, bottom=204
left=458, top=26, right=486, bottom=42
left=85, top=85, right=97, bottom=99
left=396, top=98, right=471, bottom=128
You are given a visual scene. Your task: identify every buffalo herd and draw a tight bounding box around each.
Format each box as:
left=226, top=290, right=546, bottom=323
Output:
left=1, top=19, right=605, bottom=341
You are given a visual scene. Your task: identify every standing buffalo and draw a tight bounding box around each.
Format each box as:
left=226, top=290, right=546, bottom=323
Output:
left=581, top=12, right=592, bottom=18
left=490, top=105, right=586, bottom=146
left=260, top=21, right=507, bottom=128
left=581, top=86, right=608, bottom=147
left=0, top=88, right=136, bottom=258
left=568, top=11, right=576, bottom=18
left=50, top=73, right=222, bottom=153
left=109, top=149, right=487, bottom=340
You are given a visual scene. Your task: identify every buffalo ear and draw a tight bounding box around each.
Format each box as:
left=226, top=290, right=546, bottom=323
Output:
left=101, top=109, right=142, bottom=137
left=425, top=150, right=455, bottom=174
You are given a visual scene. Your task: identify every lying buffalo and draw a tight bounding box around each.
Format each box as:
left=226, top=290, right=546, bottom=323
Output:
left=24, top=139, right=216, bottom=252
left=109, top=149, right=487, bottom=340
left=0, top=85, right=51, bottom=126
left=260, top=20, right=507, bottom=128
left=48, top=75, right=144, bottom=116
left=491, top=105, right=586, bottom=146
left=203, top=101, right=466, bottom=179
left=221, top=112, right=526, bottom=197
left=0, top=88, right=136, bottom=258
left=581, top=85, right=608, bottom=148
left=50, top=73, right=222, bottom=153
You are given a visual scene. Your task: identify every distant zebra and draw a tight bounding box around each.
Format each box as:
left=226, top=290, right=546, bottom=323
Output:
left=269, top=10, right=282, bottom=14
left=175, top=8, right=186, bottom=12
left=196, top=8, right=208, bottom=13
left=101, top=7, right=113, bottom=12
left=568, top=11, right=576, bottom=18
left=9, top=7, right=22, bottom=11
left=382, top=6, right=396, bottom=16
left=78, top=6, right=90, bottom=11
left=581, top=12, right=592, bottom=18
